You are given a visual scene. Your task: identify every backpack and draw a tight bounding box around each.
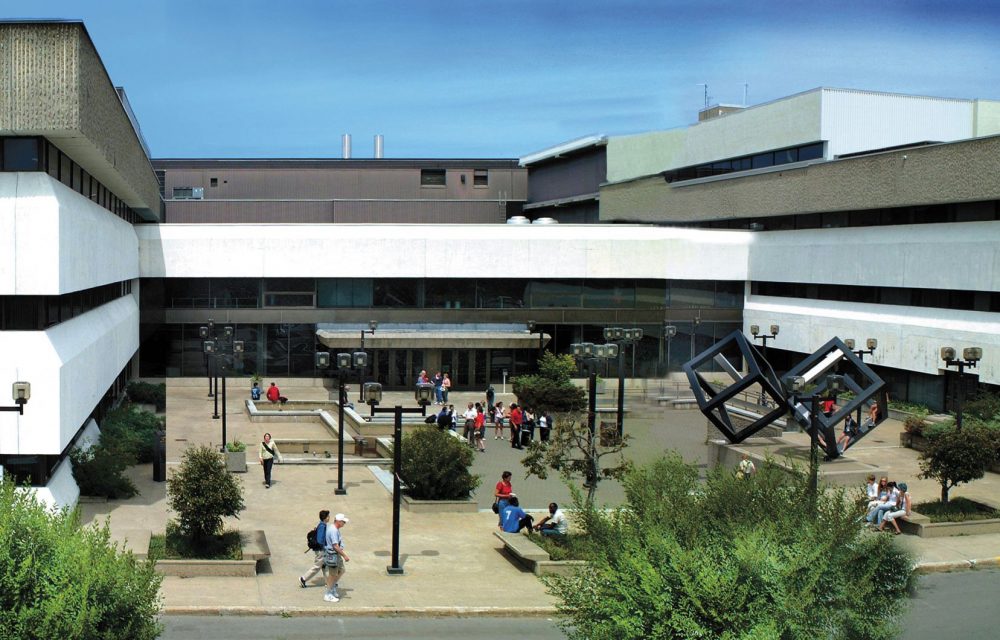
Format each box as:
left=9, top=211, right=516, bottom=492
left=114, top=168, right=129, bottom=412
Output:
left=307, top=521, right=326, bottom=551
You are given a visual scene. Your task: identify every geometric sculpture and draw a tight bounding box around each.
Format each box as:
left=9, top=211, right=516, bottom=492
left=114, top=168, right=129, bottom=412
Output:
left=682, top=330, right=787, bottom=443
left=782, top=337, right=888, bottom=459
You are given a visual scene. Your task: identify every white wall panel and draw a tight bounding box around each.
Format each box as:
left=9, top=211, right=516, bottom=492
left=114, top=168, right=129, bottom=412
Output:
left=0, top=173, right=138, bottom=295
left=0, top=294, right=139, bottom=455
left=137, top=224, right=752, bottom=282
left=748, top=221, right=1000, bottom=292
left=744, top=297, right=1000, bottom=385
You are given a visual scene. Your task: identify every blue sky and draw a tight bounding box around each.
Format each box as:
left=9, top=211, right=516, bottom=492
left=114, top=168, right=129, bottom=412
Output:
left=10, top=0, right=1000, bottom=158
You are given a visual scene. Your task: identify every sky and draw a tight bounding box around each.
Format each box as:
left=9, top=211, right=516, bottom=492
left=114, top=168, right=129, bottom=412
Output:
left=8, top=0, right=1000, bottom=158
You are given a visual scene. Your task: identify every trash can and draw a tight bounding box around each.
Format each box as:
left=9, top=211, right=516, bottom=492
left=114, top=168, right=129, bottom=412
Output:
left=354, top=438, right=368, bottom=457
left=153, top=429, right=166, bottom=482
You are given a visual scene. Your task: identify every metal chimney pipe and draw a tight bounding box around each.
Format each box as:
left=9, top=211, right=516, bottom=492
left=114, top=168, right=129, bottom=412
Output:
left=342, top=134, right=352, bottom=159
left=374, top=134, right=384, bottom=159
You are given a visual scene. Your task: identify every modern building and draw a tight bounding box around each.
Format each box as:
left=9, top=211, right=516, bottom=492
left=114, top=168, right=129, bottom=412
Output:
left=2, top=20, right=998, bottom=507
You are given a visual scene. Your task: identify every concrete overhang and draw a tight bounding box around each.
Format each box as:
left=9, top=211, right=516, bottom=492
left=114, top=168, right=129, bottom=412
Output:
left=317, top=329, right=550, bottom=350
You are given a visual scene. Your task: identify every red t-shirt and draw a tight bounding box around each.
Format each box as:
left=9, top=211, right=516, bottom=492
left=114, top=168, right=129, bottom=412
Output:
left=495, top=480, right=512, bottom=499
left=266, top=385, right=280, bottom=402
left=820, top=398, right=835, bottom=414
left=510, top=408, right=523, bottom=427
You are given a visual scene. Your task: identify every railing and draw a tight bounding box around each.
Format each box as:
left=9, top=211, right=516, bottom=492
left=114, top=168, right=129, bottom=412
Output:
left=169, top=297, right=260, bottom=309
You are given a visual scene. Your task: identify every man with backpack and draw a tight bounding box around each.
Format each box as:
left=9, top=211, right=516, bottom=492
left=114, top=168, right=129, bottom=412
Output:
left=299, top=510, right=330, bottom=588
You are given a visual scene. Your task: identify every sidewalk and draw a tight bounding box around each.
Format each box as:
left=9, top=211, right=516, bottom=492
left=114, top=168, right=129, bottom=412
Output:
left=78, top=380, right=1000, bottom=614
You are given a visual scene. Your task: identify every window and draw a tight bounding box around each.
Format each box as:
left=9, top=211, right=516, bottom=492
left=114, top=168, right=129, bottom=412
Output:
left=172, top=187, right=204, bottom=200
left=473, top=169, right=488, bottom=187
left=263, top=278, right=314, bottom=307
left=751, top=152, right=774, bottom=169
left=797, top=142, right=824, bottom=161
left=2, top=137, right=41, bottom=171
left=155, top=170, right=166, bottom=197
left=210, top=178, right=218, bottom=187
left=420, top=169, right=446, bottom=186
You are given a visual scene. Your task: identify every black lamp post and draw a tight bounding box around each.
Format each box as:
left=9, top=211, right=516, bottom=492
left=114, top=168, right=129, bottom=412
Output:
left=784, top=373, right=843, bottom=508
left=570, top=342, right=617, bottom=482
left=941, top=346, right=983, bottom=430
left=845, top=338, right=878, bottom=426
left=602, top=327, right=642, bottom=438
left=357, top=320, right=378, bottom=403
left=366, top=382, right=434, bottom=576
left=316, top=350, right=368, bottom=495
left=1, top=381, right=31, bottom=415
left=662, top=323, right=677, bottom=377
left=750, top=324, right=779, bottom=357
left=203, top=332, right=243, bottom=451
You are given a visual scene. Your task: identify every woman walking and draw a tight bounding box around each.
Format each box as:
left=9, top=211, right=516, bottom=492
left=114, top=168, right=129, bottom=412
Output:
left=259, top=432, right=282, bottom=488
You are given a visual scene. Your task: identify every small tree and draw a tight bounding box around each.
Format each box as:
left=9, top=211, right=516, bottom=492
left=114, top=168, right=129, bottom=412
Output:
left=398, top=426, right=481, bottom=500
left=167, top=445, right=245, bottom=543
left=0, top=481, right=162, bottom=639
left=919, top=423, right=997, bottom=504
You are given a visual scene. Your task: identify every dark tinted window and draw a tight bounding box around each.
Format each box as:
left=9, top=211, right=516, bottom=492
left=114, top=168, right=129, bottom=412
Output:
left=420, top=169, right=446, bottom=186
left=2, top=138, right=40, bottom=171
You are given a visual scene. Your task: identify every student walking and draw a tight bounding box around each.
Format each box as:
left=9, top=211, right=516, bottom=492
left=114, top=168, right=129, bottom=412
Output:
left=258, top=432, right=281, bottom=488
left=300, top=510, right=330, bottom=588
left=324, top=513, right=350, bottom=602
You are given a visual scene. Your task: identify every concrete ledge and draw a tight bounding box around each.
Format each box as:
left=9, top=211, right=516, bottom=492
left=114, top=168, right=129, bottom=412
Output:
left=241, top=529, right=271, bottom=561
left=162, top=605, right=560, bottom=617
left=403, top=495, right=478, bottom=513
left=153, top=529, right=269, bottom=577
left=906, top=516, right=1000, bottom=538
left=494, top=531, right=550, bottom=571
left=534, top=559, right=588, bottom=577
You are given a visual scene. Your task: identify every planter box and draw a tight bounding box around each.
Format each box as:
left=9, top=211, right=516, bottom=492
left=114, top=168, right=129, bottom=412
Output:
left=902, top=511, right=1000, bottom=538
left=900, top=432, right=930, bottom=452
left=402, top=494, right=478, bottom=513
left=153, top=530, right=269, bottom=577
left=225, top=450, right=247, bottom=473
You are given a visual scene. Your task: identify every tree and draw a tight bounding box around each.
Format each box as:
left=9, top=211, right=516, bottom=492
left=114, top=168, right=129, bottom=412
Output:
left=919, top=423, right=997, bottom=504
left=0, top=481, right=162, bottom=639
left=167, top=445, right=245, bottom=543
left=512, top=352, right=586, bottom=414
left=547, top=453, right=914, bottom=640
left=398, top=426, right=482, bottom=500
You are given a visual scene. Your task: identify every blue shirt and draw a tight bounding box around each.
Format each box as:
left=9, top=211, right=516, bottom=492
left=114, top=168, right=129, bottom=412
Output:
left=501, top=505, right=528, bottom=533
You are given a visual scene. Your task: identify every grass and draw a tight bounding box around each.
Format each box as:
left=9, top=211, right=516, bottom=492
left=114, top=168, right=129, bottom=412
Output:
left=532, top=532, right=593, bottom=561
left=149, top=525, right=243, bottom=560
left=914, top=497, right=1000, bottom=523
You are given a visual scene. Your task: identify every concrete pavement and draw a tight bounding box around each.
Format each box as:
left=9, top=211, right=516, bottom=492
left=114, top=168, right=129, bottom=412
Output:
left=78, top=379, right=1000, bottom=615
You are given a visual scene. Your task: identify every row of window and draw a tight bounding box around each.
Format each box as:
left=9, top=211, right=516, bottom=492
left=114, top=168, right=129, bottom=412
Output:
left=420, top=168, right=489, bottom=187
left=147, top=278, right=745, bottom=310
left=662, top=142, right=825, bottom=183
left=0, top=136, right=142, bottom=224
left=0, top=281, right=134, bottom=331
left=751, top=281, right=1000, bottom=313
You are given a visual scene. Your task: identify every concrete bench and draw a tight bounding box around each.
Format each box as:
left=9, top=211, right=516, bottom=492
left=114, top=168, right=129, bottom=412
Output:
left=493, top=531, right=550, bottom=571
left=241, top=529, right=271, bottom=561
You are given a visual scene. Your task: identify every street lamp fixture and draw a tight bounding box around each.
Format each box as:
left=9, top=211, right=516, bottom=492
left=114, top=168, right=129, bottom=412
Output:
left=941, top=345, right=983, bottom=430
left=357, top=321, right=378, bottom=402
left=749, top=323, right=779, bottom=356
left=783, top=372, right=843, bottom=506
left=317, top=349, right=371, bottom=495
left=203, top=327, right=242, bottom=450
left=569, top=342, right=619, bottom=478
left=601, top=327, right=643, bottom=437
left=2, top=381, right=31, bottom=415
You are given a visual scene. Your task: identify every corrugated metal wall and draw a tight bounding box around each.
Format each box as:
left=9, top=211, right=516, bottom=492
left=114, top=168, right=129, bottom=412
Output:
left=528, top=147, right=606, bottom=203
left=164, top=199, right=507, bottom=224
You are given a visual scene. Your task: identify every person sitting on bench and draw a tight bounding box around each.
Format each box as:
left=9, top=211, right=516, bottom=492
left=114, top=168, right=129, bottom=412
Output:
left=533, top=502, right=568, bottom=537
left=500, top=496, right=533, bottom=534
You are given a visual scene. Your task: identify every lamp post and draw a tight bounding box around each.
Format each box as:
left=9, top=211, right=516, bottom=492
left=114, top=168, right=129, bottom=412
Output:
left=203, top=332, right=243, bottom=451
left=940, top=346, right=983, bottom=430
left=749, top=324, right=779, bottom=357
left=200, top=320, right=235, bottom=418
left=365, top=382, right=434, bottom=576
left=662, top=323, right=677, bottom=377
left=602, top=327, right=643, bottom=438
left=316, top=350, right=368, bottom=495
left=845, top=338, right=878, bottom=426
left=570, top=342, right=617, bottom=486
left=357, top=320, right=378, bottom=403
left=784, top=373, right=843, bottom=509
left=1, top=381, right=31, bottom=415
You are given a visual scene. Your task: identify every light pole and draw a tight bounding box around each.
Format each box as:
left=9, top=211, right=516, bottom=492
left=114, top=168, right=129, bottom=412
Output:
left=1, top=381, right=31, bottom=415
left=357, top=320, right=378, bottom=403
left=750, top=324, right=779, bottom=357
left=365, top=382, right=434, bottom=576
left=316, top=350, right=368, bottom=495
left=784, top=373, right=843, bottom=508
left=663, top=323, right=677, bottom=377
left=570, top=342, right=617, bottom=485
left=203, top=331, right=243, bottom=451
left=845, top=338, right=878, bottom=426
left=941, top=346, right=983, bottom=430
left=603, top=327, right=642, bottom=438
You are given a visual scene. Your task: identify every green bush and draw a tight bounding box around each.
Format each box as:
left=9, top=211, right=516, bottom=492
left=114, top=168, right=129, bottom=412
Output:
left=398, top=426, right=481, bottom=500
left=155, top=521, right=242, bottom=560
left=919, top=424, right=997, bottom=503
left=167, top=445, right=245, bottom=543
left=100, top=406, right=163, bottom=464
left=889, top=400, right=930, bottom=417
left=69, top=444, right=138, bottom=500
left=964, top=391, right=1000, bottom=422
left=0, top=481, right=162, bottom=639
left=225, top=440, right=247, bottom=452
left=512, top=374, right=586, bottom=414
left=126, top=381, right=166, bottom=412
left=903, top=415, right=927, bottom=434
left=546, top=453, right=914, bottom=640
left=914, top=497, right=1000, bottom=523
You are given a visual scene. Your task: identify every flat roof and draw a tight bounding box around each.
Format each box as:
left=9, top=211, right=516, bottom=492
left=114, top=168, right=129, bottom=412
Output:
left=152, top=158, right=522, bottom=170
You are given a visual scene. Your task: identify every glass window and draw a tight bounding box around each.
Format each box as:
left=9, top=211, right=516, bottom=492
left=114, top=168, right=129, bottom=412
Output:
left=635, top=280, right=667, bottom=309
left=529, top=280, right=581, bottom=308
left=420, top=169, right=446, bottom=186
left=715, top=281, right=743, bottom=308
left=473, top=169, right=488, bottom=187
left=425, top=279, right=475, bottom=309
left=582, top=280, right=634, bottom=308
left=774, top=147, right=798, bottom=165
left=166, top=278, right=211, bottom=308
left=59, top=152, right=72, bottom=187
left=212, top=278, right=260, bottom=309
left=669, top=280, right=715, bottom=308
left=317, top=278, right=372, bottom=308
left=476, top=279, right=527, bottom=308
left=751, top=153, right=774, bottom=169
left=373, top=279, right=422, bottom=307
left=2, top=138, right=41, bottom=171
left=797, top=142, right=824, bottom=161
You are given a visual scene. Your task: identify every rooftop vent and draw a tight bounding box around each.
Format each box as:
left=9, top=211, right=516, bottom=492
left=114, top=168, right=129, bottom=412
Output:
left=506, top=216, right=530, bottom=225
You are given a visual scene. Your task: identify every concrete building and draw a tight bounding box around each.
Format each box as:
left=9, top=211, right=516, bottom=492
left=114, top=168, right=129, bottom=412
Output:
left=2, top=20, right=998, bottom=507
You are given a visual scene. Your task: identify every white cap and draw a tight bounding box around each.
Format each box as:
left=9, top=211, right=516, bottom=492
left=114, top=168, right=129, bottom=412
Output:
left=334, top=513, right=349, bottom=523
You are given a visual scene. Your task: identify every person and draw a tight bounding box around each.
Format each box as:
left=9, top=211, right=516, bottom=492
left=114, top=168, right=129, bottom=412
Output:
left=463, top=402, right=477, bottom=443
left=867, top=481, right=899, bottom=526
left=442, top=373, right=451, bottom=403
left=867, top=476, right=889, bottom=510
left=879, top=483, right=911, bottom=535
left=500, top=496, right=534, bottom=534
left=534, top=502, right=568, bottom=537
left=862, top=401, right=881, bottom=429
left=521, top=407, right=535, bottom=445
left=447, top=404, right=457, bottom=431
left=266, top=382, right=281, bottom=406
left=432, top=371, right=444, bottom=404
left=485, top=385, right=496, bottom=410
left=300, top=510, right=330, bottom=588
left=416, top=370, right=428, bottom=386
left=474, top=402, right=486, bottom=452
left=251, top=381, right=262, bottom=401
left=820, top=397, right=836, bottom=418
left=538, top=412, right=550, bottom=443
left=509, top=403, right=523, bottom=449
left=494, top=471, right=513, bottom=525
left=837, top=413, right=859, bottom=451
left=436, top=405, right=451, bottom=430
left=736, top=452, right=756, bottom=479
left=258, top=432, right=282, bottom=488
left=323, top=513, right=350, bottom=602
left=493, top=401, right=505, bottom=440
left=864, top=474, right=879, bottom=505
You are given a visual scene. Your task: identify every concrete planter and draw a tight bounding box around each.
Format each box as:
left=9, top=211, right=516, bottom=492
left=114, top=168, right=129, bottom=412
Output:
left=534, top=559, right=588, bottom=576
left=154, top=530, right=270, bottom=577
left=903, top=511, right=1000, bottom=538
left=402, top=494, right=479, bottom=513
left=225, top=450, right=247, bottom=473
left=899, top=432, right=930, bottom=452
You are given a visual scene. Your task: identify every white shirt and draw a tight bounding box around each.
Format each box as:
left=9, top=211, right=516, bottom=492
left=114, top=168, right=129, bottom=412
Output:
left=548, top=509, right=568, bottom=534
left=463, top=408, right=477, bottom=421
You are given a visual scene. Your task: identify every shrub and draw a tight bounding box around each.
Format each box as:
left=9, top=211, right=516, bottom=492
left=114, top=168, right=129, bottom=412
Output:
left=225, top=440, right=247, bottom=452
left=397, top=426, right=481, bottom=500
left=156, top=521, right=242, bottom=560
left=167, top=445, right=245, bottom=543
left=512, top=375, right=587, bottom=414
left=919, top=424, right=997, bottom=504
left=70, top=444, right=138, bottom=499
left=0, top=481, right=162, bottom=639
left=546, top=453, right=914, bottom=640
left=100, top=406, right=163, bottom=464
left=914, top=497, right=1000, bottom=523
left=126, top=381, right=166, bottom=412
left=903, top=415, right=927, bottom=435
left=964, top=391, right=1000, bottom=422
